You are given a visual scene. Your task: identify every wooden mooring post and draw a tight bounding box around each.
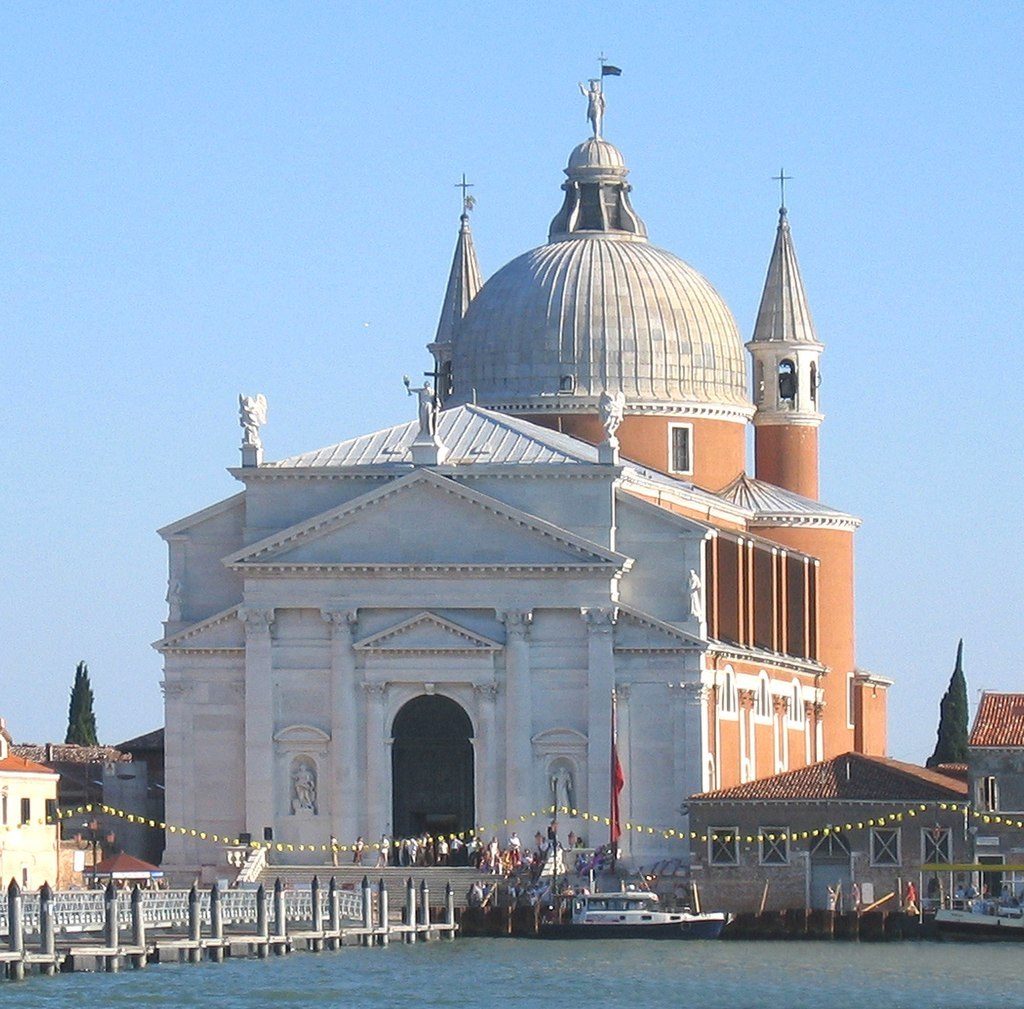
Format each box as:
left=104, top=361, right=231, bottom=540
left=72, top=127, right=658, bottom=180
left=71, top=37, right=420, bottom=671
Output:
left=405, top=877, right=417, bottom=944
left=377, top=877, right=389, bottom=947
left=361, top=875, right=374, bottom=947
left=38, top=882, right=57, bottom=975
left=7, top=879, right=25, bottom=981
left=327, top=877, right=341, bottom=951
left=209, top=882, right=224, bottom=963
left=103, top=881, right=120, bottom=972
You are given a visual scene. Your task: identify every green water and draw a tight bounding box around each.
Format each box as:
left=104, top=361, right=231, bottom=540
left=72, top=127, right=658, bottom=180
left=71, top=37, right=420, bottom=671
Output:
left=7, top=939, right=1021, bottom=1008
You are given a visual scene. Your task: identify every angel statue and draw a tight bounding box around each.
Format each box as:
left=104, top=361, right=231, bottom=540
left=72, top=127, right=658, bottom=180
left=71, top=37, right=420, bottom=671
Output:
left=238, top=393, right=268, bottom=448
left=598, top=390, right=626, bottom=443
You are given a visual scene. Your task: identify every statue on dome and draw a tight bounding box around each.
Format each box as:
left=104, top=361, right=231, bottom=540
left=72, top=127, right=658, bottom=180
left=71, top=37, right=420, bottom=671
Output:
left=238, top=393, right=268, bottom=449
left=579, top=78, right=605, bottom=138
left=404, top=375, right=438, bottom=439
left=598, top=390, right=625, bottom=442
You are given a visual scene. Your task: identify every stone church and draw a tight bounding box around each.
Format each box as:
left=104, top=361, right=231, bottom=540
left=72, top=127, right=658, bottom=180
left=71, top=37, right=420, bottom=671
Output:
left=156, top=84, right=890, bottom=874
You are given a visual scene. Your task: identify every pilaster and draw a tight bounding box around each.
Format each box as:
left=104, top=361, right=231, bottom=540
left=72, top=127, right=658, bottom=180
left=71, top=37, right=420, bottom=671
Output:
left=474, top=683, right=500, bottom=829
left=498, top=610, right=533, bottom=817
left=362, top=682, right=389, bottom=837
left=582, top=606, right=617, bottom=826
left=321, top=608, right=359, bottom=843
left=241, top=607, right=275, bottom=840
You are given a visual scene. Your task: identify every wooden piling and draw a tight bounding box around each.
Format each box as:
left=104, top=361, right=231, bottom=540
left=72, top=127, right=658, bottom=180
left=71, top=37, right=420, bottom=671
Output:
left=327, top=877, right=340, bottom=951
left=419, top=880, right=430, bottom=928
left=361, top=876, right=373, bottom=947
left=405, top=877, right=417, bottom=944
left=7, top=879, right=25, bottom=981
left=256, top=882, right=269, bottom=958
left=210, top=882, right=225, bottom=963
left=130, top=885, right=147, bottom=968
left=38, top=882, right=56, bottom=975
left=187, top=884, right=203, bottom=963
left=377, top=878, right=389, bottom=947
left=104, top=882, right=120, bottom=972
left=445, top=882, right=455, bottom=939
left=272, top=878, right=287, bottom=953
left=310, top=876, right=323, bottom=952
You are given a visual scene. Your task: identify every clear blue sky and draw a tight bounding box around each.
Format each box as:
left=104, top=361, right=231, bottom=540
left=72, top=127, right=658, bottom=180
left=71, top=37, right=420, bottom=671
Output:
left=2, top=3, right=1021, bottom=763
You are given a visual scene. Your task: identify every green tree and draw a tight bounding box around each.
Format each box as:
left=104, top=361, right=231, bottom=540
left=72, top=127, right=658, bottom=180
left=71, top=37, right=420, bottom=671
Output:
left=65, top=660, right=98, bottom=746
left=926, top=639, right=969, bottom=767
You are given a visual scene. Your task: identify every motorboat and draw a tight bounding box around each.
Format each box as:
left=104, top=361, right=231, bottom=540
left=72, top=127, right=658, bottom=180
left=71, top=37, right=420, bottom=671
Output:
left=538, top=890, right=727, bottom=939
left=934, top=900, right=1024, bottom=939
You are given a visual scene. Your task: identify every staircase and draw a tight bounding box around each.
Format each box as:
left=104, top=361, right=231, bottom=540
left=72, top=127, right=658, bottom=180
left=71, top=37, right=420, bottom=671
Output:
left=256, top=864, right=500, bottom=908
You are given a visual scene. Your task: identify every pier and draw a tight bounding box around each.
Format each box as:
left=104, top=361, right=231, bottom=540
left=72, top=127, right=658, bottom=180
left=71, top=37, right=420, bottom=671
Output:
left=1, top=875, right=457, bottom=982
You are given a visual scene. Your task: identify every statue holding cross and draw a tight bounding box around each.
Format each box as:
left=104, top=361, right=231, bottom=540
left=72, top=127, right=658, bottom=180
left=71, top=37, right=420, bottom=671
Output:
left=579, top=78, right=606, bottom=138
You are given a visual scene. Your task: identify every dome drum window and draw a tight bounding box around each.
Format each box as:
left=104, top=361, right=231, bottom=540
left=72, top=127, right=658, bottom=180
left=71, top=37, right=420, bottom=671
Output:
left=778, top=359, right=797, bottom=405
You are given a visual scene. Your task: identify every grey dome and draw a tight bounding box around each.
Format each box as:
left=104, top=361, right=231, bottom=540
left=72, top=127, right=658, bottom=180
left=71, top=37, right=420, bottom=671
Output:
left=450, top=234, right=751, bottom=411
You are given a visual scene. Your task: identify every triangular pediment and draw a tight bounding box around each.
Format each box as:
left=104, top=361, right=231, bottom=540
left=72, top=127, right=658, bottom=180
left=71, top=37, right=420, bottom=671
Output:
left=224, top=470, right=629, bottom=571
left=354, top=612, right=502, bottom=653
left=614, top=606, right=704, bottom=652
left=152, top=606, right=243, bottom=652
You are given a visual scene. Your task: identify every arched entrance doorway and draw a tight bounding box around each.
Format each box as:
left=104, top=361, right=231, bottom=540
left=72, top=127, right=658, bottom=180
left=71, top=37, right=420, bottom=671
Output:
left=391, top=695, right=474, bottom=838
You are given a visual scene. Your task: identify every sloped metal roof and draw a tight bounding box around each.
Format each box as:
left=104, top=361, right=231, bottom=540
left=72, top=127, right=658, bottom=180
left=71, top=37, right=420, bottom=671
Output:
left=719, top=473, right=857, bottom=524
left=265, top=405, right=600, bottom=469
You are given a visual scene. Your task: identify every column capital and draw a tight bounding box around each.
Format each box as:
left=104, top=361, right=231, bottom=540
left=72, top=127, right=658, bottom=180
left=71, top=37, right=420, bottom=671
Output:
left=362, top=681, right=389, bottom=700
left=738, top=688, right=756, bottom=711
left=239, top=607, right=275, bottom=633
left=498, top=610, right=533, bottom=640
left=772, top=694, right=790, bottom=716
left=581, top=606, right=617, bottom=631
left=804, top=699, right=818, bottom=720
left=615, top=682, right=631, bottom=701
left=160, top=679, right=194, bottom=699
left=321, top=608, right=358, bottom=632
left=473, top=682, right=500, bottom=702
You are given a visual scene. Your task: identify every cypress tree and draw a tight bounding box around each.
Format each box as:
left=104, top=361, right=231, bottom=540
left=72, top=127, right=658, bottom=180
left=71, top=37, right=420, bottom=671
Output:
left=65, top=660, right=99, bottom=746
left=926, top=639, right=969, bottom=767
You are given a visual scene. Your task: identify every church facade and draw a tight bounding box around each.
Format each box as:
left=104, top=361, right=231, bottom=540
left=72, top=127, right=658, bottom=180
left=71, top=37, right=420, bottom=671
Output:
left=156, top=85, right=889, bottom=873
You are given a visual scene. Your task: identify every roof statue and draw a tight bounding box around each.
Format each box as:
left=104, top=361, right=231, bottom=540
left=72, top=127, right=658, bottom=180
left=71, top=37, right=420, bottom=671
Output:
left=403, top=375, right=437, bottom=439
left=238, top=393, right=268, bottom=467
left=598, top=390, right=625, bottom=442
left=579, top=78, right=606, bottom=138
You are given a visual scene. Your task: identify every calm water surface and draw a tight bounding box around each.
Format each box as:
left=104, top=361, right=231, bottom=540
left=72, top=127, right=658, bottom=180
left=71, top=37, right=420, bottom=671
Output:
left=8, top=939, right=1021, bottom=1009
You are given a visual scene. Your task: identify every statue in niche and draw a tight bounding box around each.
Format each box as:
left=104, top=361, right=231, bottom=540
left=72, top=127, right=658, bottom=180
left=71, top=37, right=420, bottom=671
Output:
left=550, top=765, right=576, bottom=810
left=598, top=390, right=625, bottom=443
left=291, top=759, right=317, bottom=815
left=688, top=569, right=704, bottom=622
left=238, top=393, right=268, bottom=448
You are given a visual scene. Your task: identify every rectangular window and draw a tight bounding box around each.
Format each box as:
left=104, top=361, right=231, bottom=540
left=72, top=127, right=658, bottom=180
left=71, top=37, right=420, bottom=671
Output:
left=45, top=799, right=57, bottom=825
left=709, top=827, right=739, bottom=866
left=847, top=672, right=856, bottom=730
left=870, top=827, right=901, bottom=866
left=922, top=827, right=952, bottom=865
left=668, top=424, right=692, bottom=475
left=20, top=797, right=31, bottom=825
left=980, top=775, right=999, bottom=812
left=1, top=791, right=7, bottom=825
left=759, top=826, right=789, bottom=865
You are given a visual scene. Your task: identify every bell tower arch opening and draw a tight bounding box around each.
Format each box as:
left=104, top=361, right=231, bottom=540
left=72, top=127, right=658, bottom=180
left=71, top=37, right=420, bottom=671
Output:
left=391, top=695, right=475, bottom=839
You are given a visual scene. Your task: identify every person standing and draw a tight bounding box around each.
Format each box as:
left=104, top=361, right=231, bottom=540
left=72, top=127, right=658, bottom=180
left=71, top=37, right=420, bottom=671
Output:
left=377, top=834, right=390, bottom=868
left=353, top=836, right=365, bottom=865
left=330, top=834, right=339, bottom=868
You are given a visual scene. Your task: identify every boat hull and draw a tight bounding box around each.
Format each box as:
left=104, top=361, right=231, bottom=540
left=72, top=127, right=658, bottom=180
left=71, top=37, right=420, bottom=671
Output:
left=934, top=908, right=1024, bottom=941
left=537, top=918, right=726, bottom=940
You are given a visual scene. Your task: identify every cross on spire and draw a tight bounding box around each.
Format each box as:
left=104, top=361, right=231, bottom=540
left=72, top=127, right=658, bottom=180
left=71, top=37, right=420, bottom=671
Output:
left=455, top=173, right=475, bottom=216
left=772, top=168, right=792, bottom=214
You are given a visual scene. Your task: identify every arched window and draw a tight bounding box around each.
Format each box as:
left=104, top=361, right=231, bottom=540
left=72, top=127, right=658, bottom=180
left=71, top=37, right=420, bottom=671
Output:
left=790, top=680, right=805, bottom=725
left=755, top=673, right=771, bottom=719
left=779, top=359, right=797, bottom=404
left=809, top=361, right=819, bottom=407
left=756, top=362, right=765, bottom=404
left=718, top=668, right=738, bottom=714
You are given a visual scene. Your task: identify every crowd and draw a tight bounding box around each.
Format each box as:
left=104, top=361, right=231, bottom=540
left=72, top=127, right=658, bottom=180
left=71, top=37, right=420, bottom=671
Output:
left=338, top=822, right=600, bottom=879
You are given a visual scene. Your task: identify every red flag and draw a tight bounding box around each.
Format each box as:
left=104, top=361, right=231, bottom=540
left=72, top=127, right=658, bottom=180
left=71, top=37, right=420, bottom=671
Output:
left=610, top=691, right=625, bottom=846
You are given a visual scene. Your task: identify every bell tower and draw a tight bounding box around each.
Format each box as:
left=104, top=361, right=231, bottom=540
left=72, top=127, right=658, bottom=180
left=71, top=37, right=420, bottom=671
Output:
left=747, top=194, right=823, bottom=500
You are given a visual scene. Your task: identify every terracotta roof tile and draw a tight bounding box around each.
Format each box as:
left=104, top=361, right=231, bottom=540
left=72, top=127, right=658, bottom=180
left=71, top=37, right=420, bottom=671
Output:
left=690, top=752, right=967, bottom=802
left=0, top=754, right=57, bottom=775
left=969, top=693, right=1024, bottom=747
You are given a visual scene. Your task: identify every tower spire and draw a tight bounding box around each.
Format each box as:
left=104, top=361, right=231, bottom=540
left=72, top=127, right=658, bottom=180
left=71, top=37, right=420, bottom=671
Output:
left=746, top=195, right=824, bottom=499
left=429, top=180, right=483, bottom=405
